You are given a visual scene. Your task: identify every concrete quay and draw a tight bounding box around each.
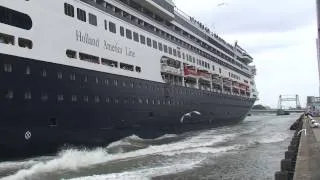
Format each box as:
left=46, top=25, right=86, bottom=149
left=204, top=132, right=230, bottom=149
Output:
left=275, top=115, right=320, bottom=180
left=293, top=116, right=320, bottom=180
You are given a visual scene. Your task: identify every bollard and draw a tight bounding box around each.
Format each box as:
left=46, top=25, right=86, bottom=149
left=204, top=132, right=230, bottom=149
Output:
left=275, top=171, right=289, bottom=180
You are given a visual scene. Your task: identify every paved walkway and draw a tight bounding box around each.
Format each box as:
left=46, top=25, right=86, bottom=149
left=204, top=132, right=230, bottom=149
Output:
left=294, top=117, right=320, bottom=180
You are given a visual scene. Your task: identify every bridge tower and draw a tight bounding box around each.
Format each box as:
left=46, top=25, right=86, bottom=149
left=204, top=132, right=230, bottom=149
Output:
left=277, top=95, right=301, bottom=110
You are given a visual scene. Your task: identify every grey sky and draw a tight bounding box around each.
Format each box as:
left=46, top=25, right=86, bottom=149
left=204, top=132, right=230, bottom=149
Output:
left=174, top=0, right=318, bottom=108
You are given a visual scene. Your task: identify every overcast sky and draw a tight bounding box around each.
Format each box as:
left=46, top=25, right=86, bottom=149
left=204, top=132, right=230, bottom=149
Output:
left=174, top=0, right=318, bottom=108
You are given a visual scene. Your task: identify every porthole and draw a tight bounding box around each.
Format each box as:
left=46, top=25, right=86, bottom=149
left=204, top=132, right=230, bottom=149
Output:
left=95, top=77, right=99, bottom=84
left=84, top=96, right=89, bottom=102
left=145, top=99, right=149, bottom=104
left=130, top=82, right=134, bottom=88
left=83, top=76, right=88, bottom=83
left=71, top=95, right=77, bottom=102
left=70, top=73, right=76, bottom=81
left=57, top=94, right=64, bottom=101
left=5, top=90, right=13, bottom=99
left=4, top=64, right=12, bottom=72
left=41, top=69, right=47, bottom=77
left=138, top=98, right=142, bottom=104
left=115, top=98, right=119, bottom=104
left=104, top=79, right=109, bottom=85
left=122, top=81, right=126, bottom=87
left=57, top=72, right=63, bottom=79
left=95, top=96, right=100, bottom=103
left=106, top=97, right=110, bottom=103
left=114, top=80, right=118, bottom=86
left=24, top=91, right=31, bottom=100
left=25, top=65, right=31, bottom=75
left=41, top=93, right=48, bottom=101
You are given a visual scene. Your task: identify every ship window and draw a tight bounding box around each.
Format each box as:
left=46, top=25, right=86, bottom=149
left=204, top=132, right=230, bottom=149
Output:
left=95, top=77, right=99, bottom=84
left=145, top=99, right=149, bottom=104
left=77, top=8, right=86, bottom=22
left=104, top=79, right=109, bottom=85
left=147, top=38, right=151, bottom=47
left=126, top=29, right=132, bottom=39
left=66, top=49, right=76, bottom=59
left=158, top=43, right=163, bottom=51
left=0, top=6, right=32, bottom=30
left=89, top=13, right=97, bottom=26
left=25, top=65, right=31, bottom=75
left=18, top=38, right=32, bottom=49
left=173, top=49, right=177, bottom=56
left=4, top=64, right=12, bottom=72
left=120, top=26, right=124, bottom=36
left=219, top=68, right=221, bottom=74
left=57, top=72, right=63, bottom=79
left=122, top=81, right=126, bottom=87
left=84, top=96, right=89, bottom=102
left=130, top=82, right=134, bottom=88
left=182, top=53, right=185, bottom=59
left=64, top=3, right=74, bottom=17
left=57, top=94, right=64, bottom=101
left=71, top=95, right=77, bottom=102
left=106, top=97, right=110, bottom=103
left=115, top=98, right=119, bottom=104
left=41, top=93, right=48, bottom=102
left=133, top=32, right=139, bottom=42
left=79, top=52, right=99, bottom=64
left=168, top=47, right=172, bottom=55
left=104, top=20, right=108, bottom=30
left=24, top=91, right=31, bottom=100
left=140, top=35, right=145, bottom=44
left=0, top=33, right=14, bottom=45
left=109, top=21, right=116, bottom=33
left=120, top=63, right=134, bottom=71
left=114, top=80, right=118, bottom=86
left=95, top=96, right=100, bottom=103
left=135, top=66, right=141, bottom=73
left=178, top=51, right=181, bottom=58
left=41, top=69, right=47, bottom=77
left=138, top=98, right=142, bottom=104
left=152, top=40, right=157, bottom=49
left=70, top=73, right=76, bottom=81
left=5, top=90, right=13, bottom=99
left=164, top=45, right=168, bottom=53
left=101, top=58, right=118, bottom=68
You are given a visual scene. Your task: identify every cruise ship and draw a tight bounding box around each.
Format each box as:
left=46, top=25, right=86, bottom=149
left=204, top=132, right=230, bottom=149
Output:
left=0, top=0, right=257, bottom=158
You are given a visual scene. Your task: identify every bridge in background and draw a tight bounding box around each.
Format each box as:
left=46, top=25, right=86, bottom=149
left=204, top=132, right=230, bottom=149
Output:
left=250, top=109, right=305, bottom=114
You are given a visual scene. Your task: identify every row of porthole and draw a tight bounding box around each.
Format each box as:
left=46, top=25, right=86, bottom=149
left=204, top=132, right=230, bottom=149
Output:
left=4, top=90, right=191, bottom=106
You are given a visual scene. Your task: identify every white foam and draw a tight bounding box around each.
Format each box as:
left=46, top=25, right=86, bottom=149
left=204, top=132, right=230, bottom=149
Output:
left=258, top=132, right=290, bottom=144
left=161, top=145, right=240, bottom=156
left=3, top=132, right=236, bottom=180
left=154, top=134, right=177, bottom=140
left=67, top=159, right=203, bottom=180
left=0, top=160, right=37, bottom=171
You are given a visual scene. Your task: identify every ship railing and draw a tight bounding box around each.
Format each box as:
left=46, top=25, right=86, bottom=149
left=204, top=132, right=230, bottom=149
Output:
left=212, top=78, right=222, bottom=85
left=174, top=7, right=234, bottom=50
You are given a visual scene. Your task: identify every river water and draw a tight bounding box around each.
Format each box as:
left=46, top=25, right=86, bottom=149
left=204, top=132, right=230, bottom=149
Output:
left=0, top=113, right=299, bottom=180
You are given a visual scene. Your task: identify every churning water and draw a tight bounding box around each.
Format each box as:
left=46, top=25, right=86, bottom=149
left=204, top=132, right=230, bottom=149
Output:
left=0, top=114, right=299, bottom=180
